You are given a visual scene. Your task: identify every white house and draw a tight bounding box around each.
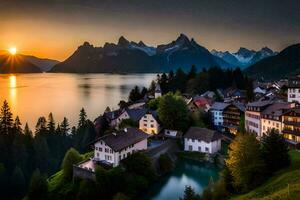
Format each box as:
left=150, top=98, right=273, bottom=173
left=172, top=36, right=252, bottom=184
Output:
left=155, top=83, right=162, bottom=98
left=184, top=127, right=222, bottom=154
left=116, top=108, right=148, bottom=126
left=288, top=76, right=300, bottom=103
left=93, top=128, right=149, bottom=167
left=139, top=111, right=161, bottom=134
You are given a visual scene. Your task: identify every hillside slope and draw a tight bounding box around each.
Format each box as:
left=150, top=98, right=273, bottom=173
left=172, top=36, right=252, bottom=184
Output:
left=231, top=150, right=300, bottom=200
left=0, top=53, right=41, bottom=73
left=245, top=44, right=300, bottom=80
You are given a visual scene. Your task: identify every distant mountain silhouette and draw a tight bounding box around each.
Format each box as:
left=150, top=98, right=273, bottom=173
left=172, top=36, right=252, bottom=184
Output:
left=211, top=47, right=277, bottom=68
left=245, top=44, right=300, bottom=80
left=22, top=55, right=59, bottom=72
left=50, top=34, right=232, bottom=73
left=0, top=51, right=41, bottom=73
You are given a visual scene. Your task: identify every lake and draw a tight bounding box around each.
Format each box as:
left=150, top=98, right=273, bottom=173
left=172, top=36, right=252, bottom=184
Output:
left=0, top=73, right=156, bottom=128
left=143, top=159, right=220, bottom=200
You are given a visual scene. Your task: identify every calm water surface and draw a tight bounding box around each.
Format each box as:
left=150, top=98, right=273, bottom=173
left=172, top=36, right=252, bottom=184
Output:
left=0, top=73, right=155, bottom=128
left=143, top=159, right=219, bottom=200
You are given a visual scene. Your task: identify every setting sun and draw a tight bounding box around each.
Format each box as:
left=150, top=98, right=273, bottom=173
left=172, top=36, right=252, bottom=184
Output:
left=9, top=47, right=17, bottom=55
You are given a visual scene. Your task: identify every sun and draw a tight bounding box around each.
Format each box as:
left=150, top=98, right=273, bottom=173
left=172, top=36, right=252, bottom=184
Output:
left=9, top=47, right=17, bottom=55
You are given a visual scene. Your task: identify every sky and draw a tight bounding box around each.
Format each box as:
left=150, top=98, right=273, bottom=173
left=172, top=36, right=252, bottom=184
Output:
left=0, top=0, right=300, bottom=61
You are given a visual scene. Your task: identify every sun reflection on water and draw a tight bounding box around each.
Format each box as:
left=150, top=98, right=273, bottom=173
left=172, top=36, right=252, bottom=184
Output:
left=9, top=75, right=17, bottom=112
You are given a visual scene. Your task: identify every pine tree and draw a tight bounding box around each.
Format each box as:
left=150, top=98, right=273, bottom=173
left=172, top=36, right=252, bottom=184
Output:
left=47, top=113, right=55, bottom=133
left=35, top=117, right=47, bottom=135
left=261, top=129, right=290, bottom=173
left=60, top=117, right=70, bottom=135
left=13, top=116, right=22, bottom=134
left=27, top=169, right=48, bottom=200
left=10, top=166, right=26, bottom=199
left=0, top=100, right=13, bottom=134
left=180, top=185, right=199, bottom=200
left=24, top=123, right=33, bottom=138
left=78, top=108, right=87, bottom=128
left=188, top=65, right=197, bottom=80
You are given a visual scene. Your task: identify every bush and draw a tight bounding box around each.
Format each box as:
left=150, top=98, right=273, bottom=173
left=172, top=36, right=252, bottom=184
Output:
left=61, top=148, right=82, bottom=180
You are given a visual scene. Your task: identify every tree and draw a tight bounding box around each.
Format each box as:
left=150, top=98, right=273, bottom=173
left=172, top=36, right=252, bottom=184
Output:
left=122, top=152, right=156, bottom=182
left=225, top=133, right=266, bottom=192
left=47, top=113, right=55, bottom=133
left=61, top=148, right=82, bottom=180
left=27, top=169, right=48, bottom=200
left=180, top=185, right=200, bottom=200
left=261, top=129, right=290, bottom=173
left=13, top=116, right=22, bottom=134
left=0, top=100, right=13, bottom=134
left=157, top=93, right=189, bottom=131
left=128, top=85, right=142, bottom=102
left=112, top=193, right=130, bottom=200
left=35, top=117, right=47, bottom=135
left=76, top=180, right=97, bottom=199
left=188, top=65, right=197, bottom=80
left=10, top=166, right=26, bottom=199
left=78, top=108, right=87, bottom=128
left=118, top=119, right=138, bottom=129
left=158, top=154, right=173, bottom=174
left=60, top=117, right=70, bottom=135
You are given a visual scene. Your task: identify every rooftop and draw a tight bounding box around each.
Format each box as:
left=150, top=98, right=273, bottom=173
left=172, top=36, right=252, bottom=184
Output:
left=210, top=102, right=230, bottom=110
left=94, top=128, right=149, bottom=152
left=184, top=127, right=222, bottom=142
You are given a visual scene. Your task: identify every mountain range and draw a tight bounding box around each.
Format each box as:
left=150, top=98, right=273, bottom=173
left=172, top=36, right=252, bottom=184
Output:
left=2, top=34, right=297, bottom=79
left=50, top=34, right=274, bottom=73
left=211, top=47, right=277, bottom=68
left=245, top=43, right=300, bottom=80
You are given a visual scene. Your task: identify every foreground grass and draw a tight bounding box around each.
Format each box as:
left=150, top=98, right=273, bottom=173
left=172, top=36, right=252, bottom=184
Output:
left=231, top=150, right=300, bottom=200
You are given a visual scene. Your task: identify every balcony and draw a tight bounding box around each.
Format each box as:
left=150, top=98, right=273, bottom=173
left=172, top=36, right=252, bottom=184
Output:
left=283, top=120, right=300, bottom=126
left=282, top=128, right=300, bottom=137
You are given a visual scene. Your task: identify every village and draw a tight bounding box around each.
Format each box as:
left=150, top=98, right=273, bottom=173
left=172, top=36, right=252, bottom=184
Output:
left=73, top=74, right=300, bottom=180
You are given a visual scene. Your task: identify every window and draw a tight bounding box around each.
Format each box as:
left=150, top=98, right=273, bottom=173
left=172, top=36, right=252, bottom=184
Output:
left=119, top=155, right=121, bottom=160
left=105, top=148, right=109, bottom=153
left=198, top=147, right=201, bottom=151
left=96, top=153, right=99, bottom=157
left=205, top=147, right=209, bottom=152
left=99, top=148, right=102, bottom=152
left=95, top=147, right=98, bottom=150
left=110, top=149, right=113, bottom=153
left=144, top=124, right=147, bottom=127
left=189, top=145, right=193, bottom=151
left=151, top=124, right=154, bottom=128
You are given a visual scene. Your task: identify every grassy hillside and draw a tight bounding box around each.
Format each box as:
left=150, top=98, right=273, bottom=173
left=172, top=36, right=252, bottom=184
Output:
left=231, top=150, right=300, bottom=200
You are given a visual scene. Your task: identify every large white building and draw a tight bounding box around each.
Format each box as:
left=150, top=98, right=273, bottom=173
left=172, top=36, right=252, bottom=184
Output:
left=184, top=127, right=222, bottom=154
left=93, top=128, right=149, bottom=167
left=261, top=102, right=295, bottom=135
left=288, top=76, right=300, bottom=103
left=245, top=101, right=273, bottom=138
left=139, top=111, right=161, bottom=134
